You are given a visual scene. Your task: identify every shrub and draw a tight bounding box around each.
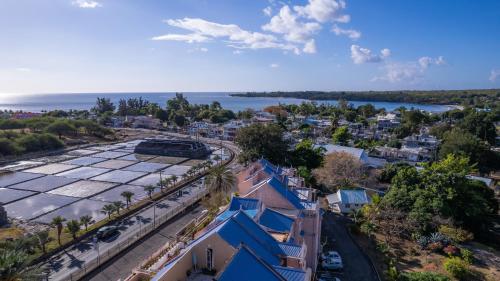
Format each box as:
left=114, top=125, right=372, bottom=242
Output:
left=427, top=242, right=443, bottom=252
left=0, top=138, right=22, bottom=156
left=399, top=271, right=450, bottom=281
left=460, top=248, right=474, bottom=264
left=443, top=245, right=459, bottom=256
left=443, top=257, right=470, bottom=280
left=438, top=225, right=473, bottom=243
left=416, top=236, right=429, bottom=249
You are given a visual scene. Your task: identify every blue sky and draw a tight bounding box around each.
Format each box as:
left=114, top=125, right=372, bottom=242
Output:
left=0, top=0, right=499, bottom=94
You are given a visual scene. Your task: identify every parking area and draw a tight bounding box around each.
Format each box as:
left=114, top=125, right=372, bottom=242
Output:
left=0, top=138, right=231, bottom=227
left=320, top=211, right=379, bottom=281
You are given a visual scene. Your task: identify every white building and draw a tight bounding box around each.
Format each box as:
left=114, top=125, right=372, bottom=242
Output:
left=326, top=189, right=370, bottom=214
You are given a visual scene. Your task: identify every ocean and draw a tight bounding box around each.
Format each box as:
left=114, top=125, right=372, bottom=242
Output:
left=0, top=92, right=452, bottom=113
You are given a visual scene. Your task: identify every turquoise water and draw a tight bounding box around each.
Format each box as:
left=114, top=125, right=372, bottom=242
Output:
left=0, top=92, right=452, bottom=113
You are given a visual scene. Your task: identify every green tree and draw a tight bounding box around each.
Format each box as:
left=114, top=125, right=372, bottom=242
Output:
left=332, top=126, right=351, bottom=145
left=144, top=185, right=156, bottom=199
left=205, top=165, right=236, bottom=194
left=35, top=230, right=51, bottom=254
left=290, top=139, right=325, bottom=170
left=0, top=249, right=41, bottom=281
left=92, top=97, right=115, bottom=114
left=399, top=271, right=450, bottom=281
left=458, top=111, right=497, bottom=144
left=66, top=220, right=81, bottom=240
left=101, top=204, right=115, bottom=219
left=51, top=216, right=66, bottom=245
left=235, top=123, right=289, bottom=165
left=79, top=215, right=94, bottom=231
left=120, top=191, right=134, bottom=209
left=45, top=120, right=76, bottom=139
left=113, top=201, right=125, bottom=215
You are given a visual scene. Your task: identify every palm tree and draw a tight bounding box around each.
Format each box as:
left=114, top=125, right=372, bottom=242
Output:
left=0, top=249, right=41, bottom=281
left=144, top=185, right=156, bottom=199
left=66, top=220, right=81, bottom=240
left=80, top=215, right=94, bottom=231
left=171, top=175, right=178, bottom=185
left=113, top=201, right=125, bottom=215
left=101, top=204, right=115, bottom=219
left=51, top=216, right=66, bottom=245
left=121, top=191, right=134, bottom=209
left=35, top=230, right=51, bottom=254
left=161, top=177, right=171, bottom=193
left=205, top=165, right=236, bottom=194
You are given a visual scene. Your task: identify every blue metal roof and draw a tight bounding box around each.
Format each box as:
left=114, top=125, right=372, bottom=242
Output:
left=229, top=197, right=260, bottom=211
left=339, top=189, right=370, bottom=204
left=216, top=209, right=258, bottom=222
left=273, top=266, right=307, bottom=281
left=260, top=158, right=282, bottom=174
left=277, top=243, right=303, bottom=257
left=218, top=245, right=286, bottom=281
left=268, top=176, right=304, bottom=210
left=259, top=208, right=294, bottom=233
left=217, top=211, right=284, bottom=265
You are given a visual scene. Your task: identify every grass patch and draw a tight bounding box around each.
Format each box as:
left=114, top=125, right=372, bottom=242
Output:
left=0, top=227, right=24, bottom=240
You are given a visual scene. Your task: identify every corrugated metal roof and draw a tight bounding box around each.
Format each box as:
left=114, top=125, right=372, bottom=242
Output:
left=229, top=197, right=260, bottom=211
left=268, top=176, right=304, bottom=210
left=315, top=144, right=367, bottom=161
left=218, top=211, right=283, bottom=265
left=259, top=208, right=294, bottom=233
left=277, top=243, right=303, bottom=257
left=273, top=266, right=307, bottom=281
left=338, top=189, right=369, bottom=204
left=218, top=245, right=286, bottom=281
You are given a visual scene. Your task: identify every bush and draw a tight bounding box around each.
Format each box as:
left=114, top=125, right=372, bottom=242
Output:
left=438, top=225, right=473, bottom=243
left=399, top=271, right=450, bottom=281
left=460, top=248, right=474, bottom=264
left=443, top=245, right=459, bottom=256
left=443, top=257, right=470, bottom=280
left=0, top=138, right=22, bottom=156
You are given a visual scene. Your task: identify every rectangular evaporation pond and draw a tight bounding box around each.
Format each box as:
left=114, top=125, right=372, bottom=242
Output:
left=90, top=170, right=147, bottom=184
left=66, top=149, right=99, bottom=157
left=4, top=193, right=79, bottom=220
left=25, top=163, right=79, bottom=175
left=34, top=199, right=108, bottom=224
left=162, top=165, right=192, bottom=176
left=118, top=154, right=156, bottom=162
left=56, top=167, right=111, bottom=180
left=0, top=172, right=44, bottom=188
left=7, top=175, right=78, bottom=192
left=92, top=151, right=130, bottom=159
left=91, top=159, right=136, bottom=169
left=0, top=188, right=36, bottom=204
left=182, top=159, right=207, bottom=166
left=0, top=161, right=45, bottom=172
left=112, top=148, right=135, bottom=153
left=91, top=144, right=126, bottom=151
left=123, top=162, right=169, bottom=173
left=90, top=184, right=149, bottom=203
left=62, top=156, right=107, bottom=166
left=48, top=180, right=116, bottom=198
left=148, top=156, right=187, bottom=165
left=129, top=173, right=163, bottom=187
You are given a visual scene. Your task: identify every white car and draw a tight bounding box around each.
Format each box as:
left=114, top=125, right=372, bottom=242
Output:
left=321, top=251, right=343, bottom=270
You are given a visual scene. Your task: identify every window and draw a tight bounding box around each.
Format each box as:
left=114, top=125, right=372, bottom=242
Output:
left=206, top=248, right=213, bottom=271
left=345, top=204, right=351, bottom=208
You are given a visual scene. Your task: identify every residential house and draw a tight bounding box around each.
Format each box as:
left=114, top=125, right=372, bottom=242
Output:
left=326, top=189, right=370, bottom=214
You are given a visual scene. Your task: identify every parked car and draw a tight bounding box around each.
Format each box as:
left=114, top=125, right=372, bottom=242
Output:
left=321, top=251, right=343, bottom=270
left=96, top=225, right=119, bottom=240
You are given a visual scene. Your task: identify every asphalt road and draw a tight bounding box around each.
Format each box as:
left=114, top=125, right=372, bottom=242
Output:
left=82, top=204, right=205, bottom=281
left=320, top=212, right=379, bottom=281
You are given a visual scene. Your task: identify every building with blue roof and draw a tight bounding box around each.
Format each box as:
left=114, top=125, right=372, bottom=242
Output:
left=259, top=208, right=295, bottom=233
left=326, top=189, right=370, bottom=214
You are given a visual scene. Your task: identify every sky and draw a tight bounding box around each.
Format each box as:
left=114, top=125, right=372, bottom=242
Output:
left=0, top=0, right=499, bottom=94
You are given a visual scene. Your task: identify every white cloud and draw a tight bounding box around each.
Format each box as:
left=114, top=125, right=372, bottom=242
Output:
left=154, top=18, right=299, bottom=54
left=233, top=50, right=243, bottom=55
left=332, top=24, right=360, bottom=40
left=303, top=39, right=316, bottom=54
left=418, top=56, right=446, bottom=69
left=270, top=63, right=279, bottom=68
left=72, top=0, right=102, bottom=8
left=199, top=47, right=208, bottom=52
left=152, top=33, right=210, bottom=43
left=490, top=69, right=500, bottom=82
left=350, top=45, right=390, bottom=64
left=293, top=0, right=350, bottom=23
left=263, top=6, right=273, bottom=17
left=262, top=5, right=321, bottom=43
left=373, top=55, right=446, bottom=83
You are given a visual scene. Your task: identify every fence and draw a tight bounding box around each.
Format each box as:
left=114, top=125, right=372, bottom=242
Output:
left=59, top=188, right=209, bottom=281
